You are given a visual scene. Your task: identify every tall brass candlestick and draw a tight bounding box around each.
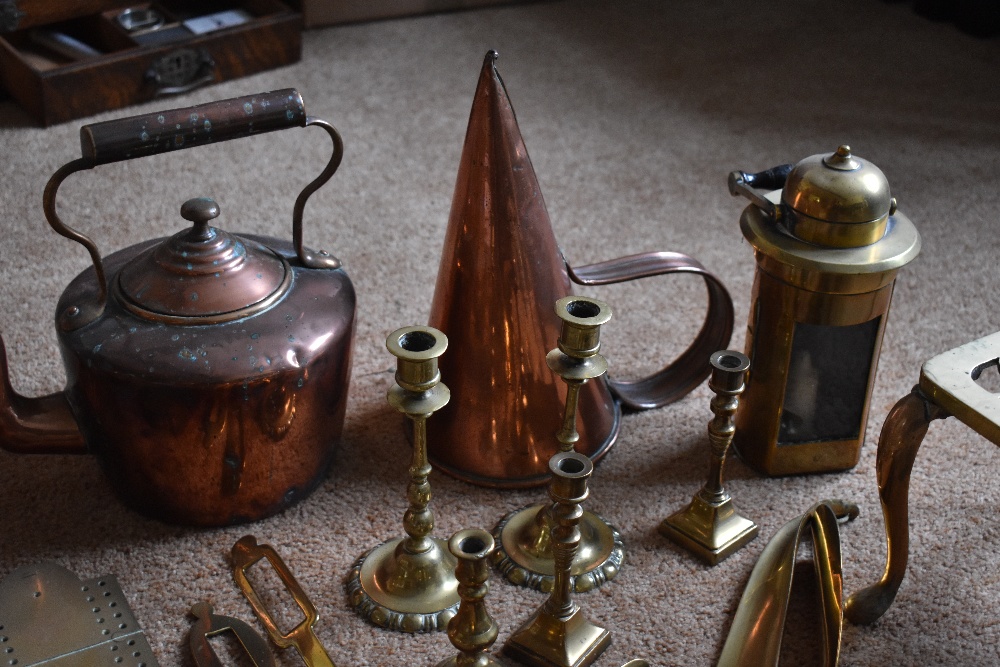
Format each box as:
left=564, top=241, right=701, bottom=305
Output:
left=493, top=297, right=623, bottom=593
left=436, top=529, right=507, bottom=667
left=659, top=350, right=758, bottom=564
left=346, top=326, right=459, bottom=632
left=504, top=452, right=611, bottom=667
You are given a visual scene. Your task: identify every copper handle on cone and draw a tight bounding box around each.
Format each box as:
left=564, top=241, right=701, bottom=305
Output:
left=568, top=252, right=734, bottom=410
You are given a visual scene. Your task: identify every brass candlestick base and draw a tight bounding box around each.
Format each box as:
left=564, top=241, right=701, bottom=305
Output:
left=660, top=351, right=758, bottom=565
left=504, top=452, right=611, bottom=667
left=658, top=495, right=758, bottom=566
left=492, top=504, right=623, bottom=593
left=495, top=297, right=623, bottom=592
left=346, top=326, right=459, bottom=633
left=505, top=607, right=610, bottom=667
left=347, top=536, right=458, bottom=633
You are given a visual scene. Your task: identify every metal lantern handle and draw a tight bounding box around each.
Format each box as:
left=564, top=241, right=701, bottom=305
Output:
left=727, top=163, right=794, bottom=219
left=568, top=251, right=734, bottom=411
left=42, top=89, right=344, bottom=332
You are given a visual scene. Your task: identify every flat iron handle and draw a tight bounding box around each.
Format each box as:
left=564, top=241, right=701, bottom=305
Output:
left=568, top=251, right=734, bottom=411
left=80, top=89, right=306, bottom=165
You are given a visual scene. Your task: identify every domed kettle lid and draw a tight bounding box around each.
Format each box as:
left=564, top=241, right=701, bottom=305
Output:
left=781, top=145, right=896, bottom=248
left=116, top=198, right=291, bottom=323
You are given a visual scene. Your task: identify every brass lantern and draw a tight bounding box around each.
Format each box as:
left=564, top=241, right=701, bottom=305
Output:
left=728, top=146, right=920, bottom=475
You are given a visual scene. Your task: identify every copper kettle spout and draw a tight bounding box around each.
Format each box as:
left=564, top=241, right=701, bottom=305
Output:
left=0, top=335, right=86, bottom=454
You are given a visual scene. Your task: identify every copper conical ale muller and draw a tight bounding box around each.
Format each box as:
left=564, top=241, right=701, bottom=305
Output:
left=427, top=51, right=619, bottom=488
left=427, top=51, right=736, bottom=488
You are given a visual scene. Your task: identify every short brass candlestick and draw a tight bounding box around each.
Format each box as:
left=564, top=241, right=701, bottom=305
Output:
left=504, top=452, right=611, bottom=667
left=493, top=296, right=623, bottom=593
left=346, top=326, right=459, bottom=633
left=659, top=350, right=758, bottom=565
left=436, top=529, right=507, bottom=667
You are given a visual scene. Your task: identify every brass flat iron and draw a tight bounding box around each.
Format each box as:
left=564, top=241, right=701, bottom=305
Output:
left=426, top=50, right=734, bottom=488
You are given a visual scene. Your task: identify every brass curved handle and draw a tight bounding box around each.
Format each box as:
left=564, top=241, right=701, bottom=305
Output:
left=844, top=387, right=950, bottom=625
left=718, top=499, right=858, bottom=667
left=43, top=89, right=345, bottom=332
left=568, top=251, right=734, bottom=410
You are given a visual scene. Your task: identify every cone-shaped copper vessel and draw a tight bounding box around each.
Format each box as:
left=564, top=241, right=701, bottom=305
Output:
left=428, top=51, right=734, bottom=487
left=427, top=51, right=613, bottom=488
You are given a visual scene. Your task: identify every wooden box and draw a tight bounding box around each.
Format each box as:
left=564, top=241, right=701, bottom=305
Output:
left=295, top=0, right=525, bottom=27
left=0, top=0, right=302, bottom=126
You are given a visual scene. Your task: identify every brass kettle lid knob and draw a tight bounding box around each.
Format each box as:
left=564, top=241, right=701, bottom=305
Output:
left=822, top=144, right=862, bottom=171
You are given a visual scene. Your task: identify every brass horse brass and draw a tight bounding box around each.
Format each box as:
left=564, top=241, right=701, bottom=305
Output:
left=231, top=536, right=337, bottom=667
left=189, top=602, right=275, bottom=667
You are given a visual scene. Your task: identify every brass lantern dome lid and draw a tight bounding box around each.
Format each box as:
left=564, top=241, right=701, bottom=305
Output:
left=781, top=145, right=895, bottom=248
left=116, top=197, right=292, bottom=324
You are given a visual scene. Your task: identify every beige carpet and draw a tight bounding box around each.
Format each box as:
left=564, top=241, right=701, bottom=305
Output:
left=2, top=0, right=999, bottom=664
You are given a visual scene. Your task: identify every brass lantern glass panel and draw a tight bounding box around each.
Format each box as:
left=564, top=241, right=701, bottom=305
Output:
left=778, top=317, right=881, bottom=446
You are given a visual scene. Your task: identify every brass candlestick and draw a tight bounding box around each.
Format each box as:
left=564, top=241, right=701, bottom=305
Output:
left=504, top=452, right=611, bottom=667
left=346, top=326, right=459, bottom=633
left=493, top=297, right=623, bottom=593
left=436, top=529, right=507, bottom=667
left=659, top=350, right=758, bottom=565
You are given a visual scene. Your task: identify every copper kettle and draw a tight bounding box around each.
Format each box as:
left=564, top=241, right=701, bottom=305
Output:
left=0, top=90, right=356, bottom=526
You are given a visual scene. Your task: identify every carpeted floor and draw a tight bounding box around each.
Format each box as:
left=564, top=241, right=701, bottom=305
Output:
left=1, top=1, right=999, bottom=664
